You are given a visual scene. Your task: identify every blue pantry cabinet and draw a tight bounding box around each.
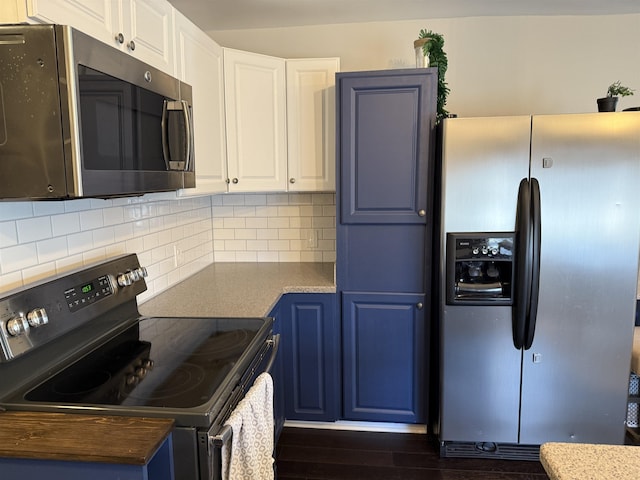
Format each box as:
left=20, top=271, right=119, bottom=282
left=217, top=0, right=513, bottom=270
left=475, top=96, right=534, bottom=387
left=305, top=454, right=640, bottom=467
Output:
left=336, top=68, right=437, bottom=423
left=272, top=293, right=339, bottom=422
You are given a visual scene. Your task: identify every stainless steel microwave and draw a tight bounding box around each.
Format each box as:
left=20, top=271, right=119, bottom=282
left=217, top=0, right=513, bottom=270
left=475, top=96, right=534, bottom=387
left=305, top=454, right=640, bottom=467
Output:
left=0, top=24, right=195, bottom=200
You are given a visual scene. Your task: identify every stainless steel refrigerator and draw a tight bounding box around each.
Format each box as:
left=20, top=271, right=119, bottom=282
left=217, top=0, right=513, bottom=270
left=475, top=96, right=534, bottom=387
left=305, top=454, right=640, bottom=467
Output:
left=437, top=113, right=640, bottom=459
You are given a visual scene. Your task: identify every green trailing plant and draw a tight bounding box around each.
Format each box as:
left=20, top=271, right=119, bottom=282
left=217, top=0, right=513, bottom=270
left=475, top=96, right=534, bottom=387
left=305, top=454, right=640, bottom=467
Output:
left=418, top=29, right=450, bottom=120
left=606, top=81, right=634, bottom=98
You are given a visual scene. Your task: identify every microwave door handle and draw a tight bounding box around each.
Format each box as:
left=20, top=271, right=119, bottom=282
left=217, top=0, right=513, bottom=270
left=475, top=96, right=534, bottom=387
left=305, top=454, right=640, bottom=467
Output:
left=161, top=100, right=192, bottom=171
left=181, top=100, right=193, bottom=172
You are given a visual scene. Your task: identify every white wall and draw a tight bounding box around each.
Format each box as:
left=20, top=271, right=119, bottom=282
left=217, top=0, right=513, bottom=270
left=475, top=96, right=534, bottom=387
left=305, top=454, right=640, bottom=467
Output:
left=211, top=14, right=640, bottom=117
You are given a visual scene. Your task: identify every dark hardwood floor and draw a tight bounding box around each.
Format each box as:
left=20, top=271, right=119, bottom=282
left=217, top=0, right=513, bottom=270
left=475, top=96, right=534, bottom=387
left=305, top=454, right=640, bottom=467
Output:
left=275, top=427, right=550, bottom=480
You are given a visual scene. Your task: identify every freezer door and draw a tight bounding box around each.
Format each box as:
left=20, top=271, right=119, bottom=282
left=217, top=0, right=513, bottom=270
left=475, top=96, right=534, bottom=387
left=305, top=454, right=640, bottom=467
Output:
left=520, top=113, right=640, bottom=445
left=439, top=116, right=531, bottom=442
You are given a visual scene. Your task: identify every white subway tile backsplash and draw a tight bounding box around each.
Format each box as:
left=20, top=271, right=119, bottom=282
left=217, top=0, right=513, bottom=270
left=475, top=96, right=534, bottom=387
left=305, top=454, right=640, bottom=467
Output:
left=51, top=213, right=81, bottom=237
left=0, top=195, right=214, bottom=299
left=277, top=206, right=300, bottom=217
left=0, top=270, right=22, bottom=292
left=268, top=217, right=290, bottom=229
left=257, top=229, right=279, bottom=240
left=1, top=243, right=39, bottom=273
left=79, top=209, right=104, bottom=231
left=0, top=202, right=33, bottom=221
left=17, top=217, right=52, bottom=243
left=223, top=218, right=246, bottom=229
left=33, top=202, right=65, bottom=217
left=0, top=192, right=334, bottom=296
left=257, top=251, right=279, bottom=262
left=210, top=192, right=335, bottom=263
left=0, top=221, right=18, bottom=247
left=67, top=231, right=94, bottom=256
left=36, top=236, right=69, bottom=264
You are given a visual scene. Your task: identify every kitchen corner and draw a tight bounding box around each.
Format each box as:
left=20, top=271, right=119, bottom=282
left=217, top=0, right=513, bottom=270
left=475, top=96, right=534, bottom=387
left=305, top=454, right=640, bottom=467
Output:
left=138, top=262, right=335, bottom=318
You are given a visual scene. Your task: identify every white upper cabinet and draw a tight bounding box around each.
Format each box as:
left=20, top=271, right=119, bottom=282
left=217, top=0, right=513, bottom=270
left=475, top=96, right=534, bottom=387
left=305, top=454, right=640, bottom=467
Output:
left=119, top=0, right=174, bottom=74
left=7, top=0, right=174, bottom=74
left=224, top=48, right=288, bottom=192
left=286, top=58, right=339, bottom=192
left=174, top=11, right=228, bottom=195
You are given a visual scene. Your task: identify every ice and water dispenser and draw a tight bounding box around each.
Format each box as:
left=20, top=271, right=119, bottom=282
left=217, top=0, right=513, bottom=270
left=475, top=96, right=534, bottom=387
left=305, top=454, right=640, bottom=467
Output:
left=446, top=233, right=515, bottom=305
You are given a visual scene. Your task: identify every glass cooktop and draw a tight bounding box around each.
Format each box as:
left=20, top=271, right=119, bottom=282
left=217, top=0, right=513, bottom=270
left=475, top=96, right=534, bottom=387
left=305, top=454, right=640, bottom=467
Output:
left=25, top=317, right=266, bottom=409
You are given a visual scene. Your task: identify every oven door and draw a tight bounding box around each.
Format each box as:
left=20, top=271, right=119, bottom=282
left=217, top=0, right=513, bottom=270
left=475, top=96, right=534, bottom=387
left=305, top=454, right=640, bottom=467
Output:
left=198, top=333, right=280, bottom=480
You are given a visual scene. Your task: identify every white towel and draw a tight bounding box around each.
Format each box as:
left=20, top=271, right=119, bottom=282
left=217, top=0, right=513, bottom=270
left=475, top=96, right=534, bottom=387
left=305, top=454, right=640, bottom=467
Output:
left=221, top=372, right=274, bottom=480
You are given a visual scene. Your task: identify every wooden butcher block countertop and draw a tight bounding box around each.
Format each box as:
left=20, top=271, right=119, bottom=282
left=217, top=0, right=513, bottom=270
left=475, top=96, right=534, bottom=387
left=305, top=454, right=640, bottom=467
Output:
left=0, top=411, right=174, bottom=465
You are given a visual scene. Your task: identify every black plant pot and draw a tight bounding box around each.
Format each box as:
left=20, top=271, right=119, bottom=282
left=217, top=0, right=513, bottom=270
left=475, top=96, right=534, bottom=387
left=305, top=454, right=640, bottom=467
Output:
left=597, top=96, right=618, bottom=112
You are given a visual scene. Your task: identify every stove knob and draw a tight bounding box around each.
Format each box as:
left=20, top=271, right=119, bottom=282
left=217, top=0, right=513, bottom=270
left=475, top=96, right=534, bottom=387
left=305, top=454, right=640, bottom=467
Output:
left=135, top=366, right=148, bottom=378
left=126, top=374, right=139, bottom=386
left=6, top=315, right=29, bottom=336
left=136, top=267, right=148, bottom=279
left=117, top=273, right=133, bottom=287
left=27, top=308, right=49, bottom=328
left=141, top=359, right=154, bottom=369
left=130, top=269, right=141, bottom=282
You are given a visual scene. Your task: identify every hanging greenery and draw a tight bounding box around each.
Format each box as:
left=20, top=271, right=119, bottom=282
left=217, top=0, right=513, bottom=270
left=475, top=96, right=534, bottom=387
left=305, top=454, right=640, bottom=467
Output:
left=418, top=29, right=450, bottom=121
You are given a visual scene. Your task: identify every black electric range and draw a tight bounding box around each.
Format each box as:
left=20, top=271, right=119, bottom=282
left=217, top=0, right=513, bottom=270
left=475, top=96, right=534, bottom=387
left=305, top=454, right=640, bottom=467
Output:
left=0, top=254, right=277, bottom=479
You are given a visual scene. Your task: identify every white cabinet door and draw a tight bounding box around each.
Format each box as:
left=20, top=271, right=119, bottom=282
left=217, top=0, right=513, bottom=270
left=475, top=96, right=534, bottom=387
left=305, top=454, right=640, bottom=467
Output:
left=224, top=48, right=287, bottom=192
left=120, top=0, right=174, bottom=74
left=26, top=0, right=118, bottom=44
left=174, top=11, right=228, bottom=196
left=286, top=58, right=339, bottom=192
left=24, top=0, right=174, bottom=74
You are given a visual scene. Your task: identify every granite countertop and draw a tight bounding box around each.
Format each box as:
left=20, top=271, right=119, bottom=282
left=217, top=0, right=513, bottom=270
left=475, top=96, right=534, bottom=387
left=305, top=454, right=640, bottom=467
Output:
left=139, top=262, right=335, bottom=318
left=540, top=442, right=640, bottom=480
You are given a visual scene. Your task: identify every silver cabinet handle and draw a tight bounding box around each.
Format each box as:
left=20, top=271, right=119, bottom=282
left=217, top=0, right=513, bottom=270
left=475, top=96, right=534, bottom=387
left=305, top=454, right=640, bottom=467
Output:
left=225, top=178, right=230, bottom=184
left=418, top=209, right=426, bottom=217
left=416, top=302, right=424, bottom=310
left=115, top=32, right=124, bottom=44
left=127, top=40, right=136, bottom=51
left=232, top=178, right=239, bottom=184
left=289, top=178, right=296, bottom=184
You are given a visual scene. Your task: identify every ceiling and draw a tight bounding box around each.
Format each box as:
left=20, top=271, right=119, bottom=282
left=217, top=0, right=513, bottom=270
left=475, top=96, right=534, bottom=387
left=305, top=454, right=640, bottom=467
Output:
left=167, top=0, right=640, bottom=31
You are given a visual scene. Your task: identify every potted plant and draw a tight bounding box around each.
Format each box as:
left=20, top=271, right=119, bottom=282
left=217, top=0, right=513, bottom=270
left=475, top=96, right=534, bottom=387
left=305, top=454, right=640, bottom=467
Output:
left=597, top=81, right=634, bottom=112
left=416, top=29, right=450, bottom=121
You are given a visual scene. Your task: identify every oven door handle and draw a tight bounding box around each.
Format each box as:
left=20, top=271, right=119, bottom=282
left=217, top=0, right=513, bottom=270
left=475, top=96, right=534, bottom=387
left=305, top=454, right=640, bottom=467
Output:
left=211, top=424, right=233, bottom=448
left=264, top=333, right=280, bottom=374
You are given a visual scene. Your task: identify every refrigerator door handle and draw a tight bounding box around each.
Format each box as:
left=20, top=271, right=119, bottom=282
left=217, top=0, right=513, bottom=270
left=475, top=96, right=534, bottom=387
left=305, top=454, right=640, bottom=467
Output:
left=524, top=177, right=541, bottom=350
left=513, top=178, right=532, bottom=349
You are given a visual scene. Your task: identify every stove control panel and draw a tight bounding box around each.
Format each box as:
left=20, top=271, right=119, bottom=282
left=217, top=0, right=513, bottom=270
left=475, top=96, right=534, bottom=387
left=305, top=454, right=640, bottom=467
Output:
left=0, top=254, right=147, bottom=362
left=65, top=275, right=114, bottom=312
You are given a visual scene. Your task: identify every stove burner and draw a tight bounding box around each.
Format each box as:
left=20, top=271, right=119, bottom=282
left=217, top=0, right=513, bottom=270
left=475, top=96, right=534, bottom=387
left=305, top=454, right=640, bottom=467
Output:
left=167, top=329, right=251, bottom=358
left=126, top=363, right=206, bottom=402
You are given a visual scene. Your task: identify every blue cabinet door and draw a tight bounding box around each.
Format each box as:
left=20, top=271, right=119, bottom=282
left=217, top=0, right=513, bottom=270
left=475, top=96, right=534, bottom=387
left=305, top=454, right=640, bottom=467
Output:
left=337, top=69, right=436, bottom=225
left=278, top=293, right=339, bottom=422
left=342, top=292, right=426, bottom=423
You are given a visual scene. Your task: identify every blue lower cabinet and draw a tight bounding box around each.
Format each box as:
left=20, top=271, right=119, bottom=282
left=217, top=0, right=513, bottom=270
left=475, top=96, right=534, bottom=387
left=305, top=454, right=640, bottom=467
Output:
left=342, top=292, right=426, bottom=423
left=276, top=293, right=339, bottom=422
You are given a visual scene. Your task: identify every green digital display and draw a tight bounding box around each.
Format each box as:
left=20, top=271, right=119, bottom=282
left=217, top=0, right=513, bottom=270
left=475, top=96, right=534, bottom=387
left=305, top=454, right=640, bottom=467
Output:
left=81, top=283, right=93, bottom=294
